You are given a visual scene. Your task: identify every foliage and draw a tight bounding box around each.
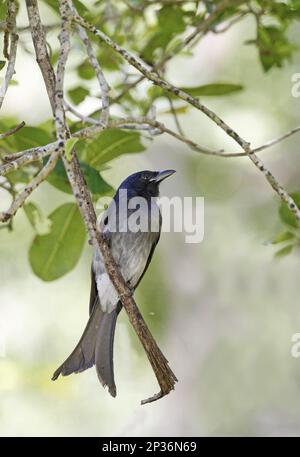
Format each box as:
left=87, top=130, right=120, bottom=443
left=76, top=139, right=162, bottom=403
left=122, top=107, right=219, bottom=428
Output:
left=29, top=203, right=86, bottom=281
left=272, top=192, right=300, bottom=257
left=1, top=0, right=300, bottom=280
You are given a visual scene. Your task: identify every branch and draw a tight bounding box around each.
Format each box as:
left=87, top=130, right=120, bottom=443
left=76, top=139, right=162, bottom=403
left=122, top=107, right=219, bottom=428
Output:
left=73, top=13, right=300, bottom=224
left=64, top=101, right=101, bottom=125
left=0, top=145, right=62, bottom=222
left=24, top=0, right=177, bottom=404
left=2, top=141, right=58, bottom=162
left=2, top=117, right=300, bottom=180
left=0, top=121, right=25, bottom=140
left=76, top=25, right=110, bottom=124
left=251, top=125, right=300, bottom=154
left=25, top=0, right=57, bottom=113
left=0, top=0, right=18, bottom=110
left=166, top=96, right=186, bottom=137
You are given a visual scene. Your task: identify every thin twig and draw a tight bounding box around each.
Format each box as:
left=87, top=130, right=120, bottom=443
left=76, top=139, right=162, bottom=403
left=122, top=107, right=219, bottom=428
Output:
left=0, top=121, right=25, bottom=140
left=76, top=24, right=110, bottom=124
left=213, top=10, right=248, bottom=34
left=252, top=125, right=300, bottom=154
left=64, top=100, right=101, bottom=125
left=0, top=142, right=57, bottom=177
left=183, top=0, right=245, bottom=51
left=166, top=96, right=186, bottom=137
left=0, top=0, right=18, bottom=110
left=0, top=145, right=62, bottom=222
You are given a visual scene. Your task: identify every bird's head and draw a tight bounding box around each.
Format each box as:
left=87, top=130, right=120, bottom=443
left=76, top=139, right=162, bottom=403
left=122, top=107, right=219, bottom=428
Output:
left=117, top=169, right=176, bottom=199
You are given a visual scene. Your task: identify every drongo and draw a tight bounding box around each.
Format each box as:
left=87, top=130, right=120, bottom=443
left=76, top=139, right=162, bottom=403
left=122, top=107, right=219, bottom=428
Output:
left=52, top=169, right=175, bottom=397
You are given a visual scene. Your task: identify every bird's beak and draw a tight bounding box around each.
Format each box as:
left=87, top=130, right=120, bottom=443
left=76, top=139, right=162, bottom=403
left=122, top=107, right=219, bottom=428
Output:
left=151, top=169, right=176, bottom=183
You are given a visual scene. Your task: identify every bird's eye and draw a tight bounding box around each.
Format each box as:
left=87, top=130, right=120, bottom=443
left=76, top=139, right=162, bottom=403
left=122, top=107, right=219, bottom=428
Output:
left=141, top=174, right=148, bottom=181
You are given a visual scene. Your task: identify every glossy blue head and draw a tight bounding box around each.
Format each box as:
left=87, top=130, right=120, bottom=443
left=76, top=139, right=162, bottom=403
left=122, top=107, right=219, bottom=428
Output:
left=116, top=169, right=176, bottom=200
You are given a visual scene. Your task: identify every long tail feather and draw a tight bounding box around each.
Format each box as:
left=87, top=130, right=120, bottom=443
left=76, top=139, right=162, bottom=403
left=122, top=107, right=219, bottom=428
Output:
left=95, top=306, right=120, bottom=397
left=52, top=301, right=121, bottom=398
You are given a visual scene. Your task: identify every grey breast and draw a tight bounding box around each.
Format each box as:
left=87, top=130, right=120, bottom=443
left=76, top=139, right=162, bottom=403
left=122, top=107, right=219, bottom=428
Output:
left=92, top=198, right=161, bottom=313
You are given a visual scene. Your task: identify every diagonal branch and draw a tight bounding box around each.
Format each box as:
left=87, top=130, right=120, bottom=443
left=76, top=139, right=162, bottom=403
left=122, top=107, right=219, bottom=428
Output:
left=76, top=25, right=110, bottom=124
left=25, top=0, right=177, bottom=404
left=25, top=0, right=57, bottom=113
left=73, top=13, right=300, bottom=224
left=0, top=121, right=25, bottom=140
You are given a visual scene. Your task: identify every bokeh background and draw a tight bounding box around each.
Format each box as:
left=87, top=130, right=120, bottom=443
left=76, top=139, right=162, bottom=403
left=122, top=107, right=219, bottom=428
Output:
left=1, top=2, right=300, bottom=437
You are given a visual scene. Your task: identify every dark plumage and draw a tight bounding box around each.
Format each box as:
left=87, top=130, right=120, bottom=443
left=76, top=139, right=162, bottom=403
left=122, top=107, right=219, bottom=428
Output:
left=52, top=169, right=175, bottom=397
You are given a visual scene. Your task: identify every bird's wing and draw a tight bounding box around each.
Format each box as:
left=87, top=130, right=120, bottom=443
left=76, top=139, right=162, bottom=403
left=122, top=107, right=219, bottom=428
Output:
left=89, top=266, right=98, bottom=315
left=134, top=210, right=162, bottom=289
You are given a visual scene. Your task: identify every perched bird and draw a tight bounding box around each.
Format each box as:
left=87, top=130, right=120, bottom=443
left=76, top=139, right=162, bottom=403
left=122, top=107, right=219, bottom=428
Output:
left=52, top=169, right=175, bottom=397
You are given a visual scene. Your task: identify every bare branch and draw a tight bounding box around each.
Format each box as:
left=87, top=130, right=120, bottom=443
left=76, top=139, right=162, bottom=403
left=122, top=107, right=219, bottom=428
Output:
left=251, top=125, right=300, bottom=154
left=0, top=121, right=25, bottom=140
left=0, top=0, right=18, bottom=110
left=76, top=25, right=110, bottom=124
left=0, top=142, right=57, bottom=177
left=0, top=145, right=62, bottom=222
left=25, top=0, right=57, bottom=113
left=212, top=11, right=249, bottom=34
left=64, top=101, right=101, bottom=125
left=166, top=96, right=186, bottom=137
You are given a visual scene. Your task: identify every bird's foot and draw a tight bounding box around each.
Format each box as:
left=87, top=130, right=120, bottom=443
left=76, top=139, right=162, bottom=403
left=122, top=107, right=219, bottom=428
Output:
left=102, top=228, right=112, bottom=246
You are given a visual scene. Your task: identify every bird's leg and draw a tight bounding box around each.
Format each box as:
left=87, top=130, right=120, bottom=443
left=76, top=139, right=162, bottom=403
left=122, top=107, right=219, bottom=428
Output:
left=119, top=280, right=134, bottom=299
left=102, top=227, right=112, bottom=247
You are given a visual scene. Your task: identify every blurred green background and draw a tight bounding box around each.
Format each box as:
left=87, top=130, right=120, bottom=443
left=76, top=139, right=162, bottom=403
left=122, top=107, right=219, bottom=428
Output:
left=1, top=2, right=300, bottom=436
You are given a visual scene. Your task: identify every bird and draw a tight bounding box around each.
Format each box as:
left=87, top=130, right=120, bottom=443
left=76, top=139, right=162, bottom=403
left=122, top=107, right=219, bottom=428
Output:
left=52, top=169, right=176, bottom=397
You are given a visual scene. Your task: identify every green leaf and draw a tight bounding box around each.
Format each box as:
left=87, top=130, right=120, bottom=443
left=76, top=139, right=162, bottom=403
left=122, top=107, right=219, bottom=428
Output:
left=141, top=6, right=186, bottom=62
left=47, top=159, right=113, bottom=196
left=84, top=129, right=145, bottom=169
left=160, top=105, right=189, bottom=115
left=96, top=43, right=122, bottom=71
left=272, top=231, right=294, bottom=244
left=180, top=83, right=243, bottom=97
left=148, top=83, right=243, bottom=101
left=0, top=2, right=7, bottom=21
left=46, top=159, right=71, bottom=194
left=77, top=59, right=95, bottom=80
left=257, top=25, right=296, bottom=72
left=65, top=137, right=79, bottom=161
left=73, top=0, right=90, bottom=17
left=80, top=162, right=114, bottom=196
left=29, top=203, right=86, bottom=281
left=23, top=202, right=51, bottom=235
left=0, top=78, right=18, bottom=86
left=279, top=192, right=300, bottom=228
left=24, top=202, right=42, bottom=230
left=68, top=86, right=89, bottom=105
left=7, top=169, right=31, bottom=185
left=275, top=244, right=294, bottom=258
left=42, top=0, right=59, bottom=14
left=0, top=61, right=5, bottom=71
left=1, top=126, right=51, bottom=153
